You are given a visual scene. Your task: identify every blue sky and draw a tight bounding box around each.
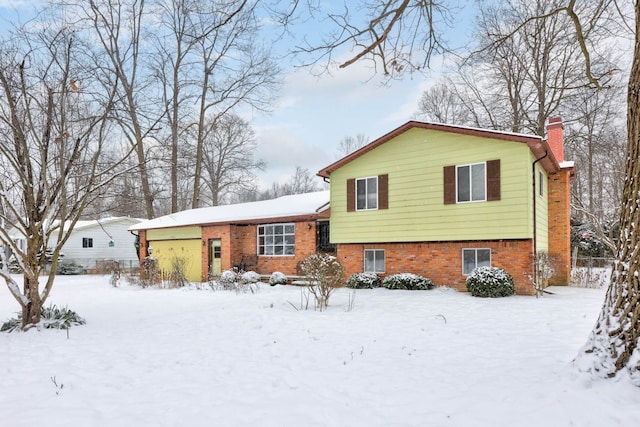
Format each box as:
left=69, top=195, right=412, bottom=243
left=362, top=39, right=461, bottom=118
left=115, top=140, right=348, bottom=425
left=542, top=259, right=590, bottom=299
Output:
left=0, top=0, right=477, bottom=188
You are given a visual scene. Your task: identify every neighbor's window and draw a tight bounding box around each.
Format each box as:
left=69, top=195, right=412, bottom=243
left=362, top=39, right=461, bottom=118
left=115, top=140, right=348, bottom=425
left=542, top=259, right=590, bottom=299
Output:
left=462, top=248, right=491, bottom=275
left=364, top=249, right=385, bottom=273
left=82, top=237, right=93, bottom=248
left=257, top=223, right=295, bottom=256
left=457, top=162, right=486, bottom=202
left=356, top=176, right=378, bottom=210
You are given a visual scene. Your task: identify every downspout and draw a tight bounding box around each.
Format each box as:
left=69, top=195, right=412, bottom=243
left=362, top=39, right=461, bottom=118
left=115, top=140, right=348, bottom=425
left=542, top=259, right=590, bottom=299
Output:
left=532, top=150, right=548, bottom=287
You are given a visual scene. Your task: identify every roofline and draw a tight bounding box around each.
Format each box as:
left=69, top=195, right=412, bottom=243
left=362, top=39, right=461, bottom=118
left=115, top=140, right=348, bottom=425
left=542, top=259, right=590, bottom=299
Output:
left=317, top=120, right=559, bottom=178
left=130, top=213, right=323, bottom=232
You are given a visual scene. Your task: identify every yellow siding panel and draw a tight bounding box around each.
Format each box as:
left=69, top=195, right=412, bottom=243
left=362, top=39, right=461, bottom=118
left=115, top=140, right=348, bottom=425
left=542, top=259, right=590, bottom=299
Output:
left=148, top=239, right=202, bottom=282
left=330, top=127, right=536, bottom=243
left=147, top=226, right=201, bottom=240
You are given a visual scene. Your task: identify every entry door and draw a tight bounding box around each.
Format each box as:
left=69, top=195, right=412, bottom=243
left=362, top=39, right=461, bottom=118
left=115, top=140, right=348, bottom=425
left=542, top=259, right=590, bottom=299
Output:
left=209, top=239, right=222, bottom=276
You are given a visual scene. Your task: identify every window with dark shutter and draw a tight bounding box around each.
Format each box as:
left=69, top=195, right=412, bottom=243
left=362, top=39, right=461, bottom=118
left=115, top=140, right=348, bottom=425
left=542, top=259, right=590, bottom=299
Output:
left=346, top=178, right=355, bottom=212
left=486, top=159, right=501, bottom=201
left=378, top=174, right=388, bottom=209
left=443, top=165, right=456, bottom=205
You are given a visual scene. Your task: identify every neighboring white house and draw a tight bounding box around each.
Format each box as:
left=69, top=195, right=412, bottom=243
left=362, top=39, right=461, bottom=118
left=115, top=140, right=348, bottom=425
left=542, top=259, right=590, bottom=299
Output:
left=6, top=217, right=143, bottom=272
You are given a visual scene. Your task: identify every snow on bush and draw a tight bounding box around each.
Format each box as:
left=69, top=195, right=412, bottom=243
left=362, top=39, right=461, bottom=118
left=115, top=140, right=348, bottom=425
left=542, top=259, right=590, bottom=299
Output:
left=241, top=271, right=261, bottom=284
left=269, top=271, right=288, bottom=286
left=220, top=269, right=238, bottom=284
left=346, top=272, right=382, bottom=289
left=382, top=273, right=434, bottom=290
left=466, top=266, right=515, bottom=298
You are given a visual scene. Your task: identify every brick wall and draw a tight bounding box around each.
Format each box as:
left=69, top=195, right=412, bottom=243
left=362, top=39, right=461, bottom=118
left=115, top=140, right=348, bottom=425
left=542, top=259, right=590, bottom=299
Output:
left=547, top=170, right=571, bottom=285
left=336, top=239, right=536, bottom=295
left=256, top=221, right=318, bottom=275
left=201, top=225, right=233, bottom=281
left=200, top=221, right=319, bottom=278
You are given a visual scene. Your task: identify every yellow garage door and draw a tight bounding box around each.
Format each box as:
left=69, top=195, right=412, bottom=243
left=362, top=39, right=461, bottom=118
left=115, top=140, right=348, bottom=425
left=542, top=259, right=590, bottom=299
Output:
left=149, top=239, right=202, bottom=282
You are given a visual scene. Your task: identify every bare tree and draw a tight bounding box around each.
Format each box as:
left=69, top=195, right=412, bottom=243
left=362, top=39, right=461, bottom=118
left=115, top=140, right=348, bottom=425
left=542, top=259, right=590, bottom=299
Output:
left=268, top=166, right=323, bottom=198
left=415, top=81, right=470, bottom=125
left=195, top=114, right=265, bottom=206
left=336, top=133, right=368, bottom=158
left=0, top=26, right=125, bottom=329
left=77, top=0, right=162, bottom=219
left=188, top=0, right=280, bottom=209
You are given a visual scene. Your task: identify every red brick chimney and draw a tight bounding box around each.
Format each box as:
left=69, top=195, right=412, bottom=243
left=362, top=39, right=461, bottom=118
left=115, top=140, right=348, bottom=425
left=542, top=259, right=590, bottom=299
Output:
left=547, top=117, right=564, bottom=162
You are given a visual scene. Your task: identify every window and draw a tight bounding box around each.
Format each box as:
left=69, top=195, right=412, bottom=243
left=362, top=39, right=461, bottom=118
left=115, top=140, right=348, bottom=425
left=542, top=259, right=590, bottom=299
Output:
left=364, top=249, right=385, bottom=273
left=462, top=248, right=491, bottom=275
left=347, top=174, right=388, bottom=212
left=538, top=170, right=544, bottom=196
left=257, top=223, right=295, bottom=256
left=444, top=160, right=500, bottom=205
left=82, top=237, right=93, bottom=248
left=356, top=177, right=378, bottom=210
left=457, top=162, right=486, bottom=202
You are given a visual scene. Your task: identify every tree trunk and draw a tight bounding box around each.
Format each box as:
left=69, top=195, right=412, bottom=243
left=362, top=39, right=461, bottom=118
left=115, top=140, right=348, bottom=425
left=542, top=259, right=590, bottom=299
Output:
left=575, top=4, right=640, bottom=383
left=22, top=275, right=42, bottom=328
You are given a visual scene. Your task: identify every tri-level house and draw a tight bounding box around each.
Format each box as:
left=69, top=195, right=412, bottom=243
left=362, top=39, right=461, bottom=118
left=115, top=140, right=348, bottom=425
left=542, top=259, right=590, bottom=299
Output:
left=317, top=118, right=574, bottom=295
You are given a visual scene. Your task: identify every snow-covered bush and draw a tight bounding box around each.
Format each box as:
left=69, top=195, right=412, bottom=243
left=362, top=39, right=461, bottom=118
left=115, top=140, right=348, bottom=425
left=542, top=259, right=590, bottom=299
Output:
left=241, top=271, right=261, bottom=284
left=466, top=266, right=515, bottom=297
left=382, top=273, right=434, bottom=290
left=219, top=269, right=238, bottom=284
left=210, top=269, right=259, bottom=294
left=346, top=272, right=382, bottom=289
left=1, top=304, right=86, bottom=332
left=269, top=271, right=288, bottom=286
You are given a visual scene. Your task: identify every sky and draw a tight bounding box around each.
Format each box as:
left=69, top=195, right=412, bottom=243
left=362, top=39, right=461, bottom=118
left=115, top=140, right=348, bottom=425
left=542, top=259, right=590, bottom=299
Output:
left=2, top=274, right=639, bottom=426
left=0, top=0, right=477, bottom=188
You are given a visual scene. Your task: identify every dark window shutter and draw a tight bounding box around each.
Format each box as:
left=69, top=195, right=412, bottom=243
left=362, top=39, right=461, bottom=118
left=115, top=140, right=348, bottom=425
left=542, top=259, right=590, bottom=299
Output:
left=347, top=178, right=355, bottom=212
left=378, top=174, right=388, bottom=209
left=486, top=159, right=501, bottom=201
left=443, top=165, right=456, bottom=205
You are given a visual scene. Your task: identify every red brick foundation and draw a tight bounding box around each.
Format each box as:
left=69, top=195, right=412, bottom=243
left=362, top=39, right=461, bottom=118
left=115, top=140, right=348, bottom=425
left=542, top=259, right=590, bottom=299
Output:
left=336, top=239, right=536, bottom=295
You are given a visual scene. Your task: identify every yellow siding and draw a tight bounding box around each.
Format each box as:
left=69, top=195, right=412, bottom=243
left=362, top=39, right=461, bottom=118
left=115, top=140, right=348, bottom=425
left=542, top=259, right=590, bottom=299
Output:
left=330, top=127, right=536, bottom=243
left=534, top=163, right=549, bottom=252
left=149, top=239, right=202, bottom=282
left=147, top=226, right=201, bottom=240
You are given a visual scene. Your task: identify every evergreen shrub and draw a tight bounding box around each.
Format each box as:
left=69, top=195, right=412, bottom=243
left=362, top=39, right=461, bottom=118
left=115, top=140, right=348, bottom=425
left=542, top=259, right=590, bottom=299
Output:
left=269, top=271, right=288, bottom=286
left=346, top=272, right=382, bottom=289
left=382, top=273, right=434, bottom=290
left=466, top=266, right=515, bottom=297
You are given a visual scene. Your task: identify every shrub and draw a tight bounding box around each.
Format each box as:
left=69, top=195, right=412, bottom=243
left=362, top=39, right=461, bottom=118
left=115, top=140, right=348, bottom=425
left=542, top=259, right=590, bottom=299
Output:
left=241, top=271, right=261, bottom=284
left=298, top=253, right=345, bottom=311
left=269, top=271, right=288, bottom=286
left=466, top=266, right=515, bottom=297
left=1, top=304, right=86, bottom=332
left=382, top=273, right=434, bottom=290
left=346, top=272, right=382, bottom=289
left=210, top=269, right=259, bottom=294
left=219, top=269, right=238, bottom=284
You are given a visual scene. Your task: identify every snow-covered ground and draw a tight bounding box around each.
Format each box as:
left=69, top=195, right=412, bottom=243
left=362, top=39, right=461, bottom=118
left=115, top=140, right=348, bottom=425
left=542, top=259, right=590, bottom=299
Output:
left=1, top=275, right=639, bottom=427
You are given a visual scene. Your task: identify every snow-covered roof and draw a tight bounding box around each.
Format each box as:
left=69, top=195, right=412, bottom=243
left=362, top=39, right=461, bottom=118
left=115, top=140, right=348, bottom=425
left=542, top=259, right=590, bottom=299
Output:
left=72, top=217, right=144, bottom=231
left=130, top=191, right=330, bottom=231
left=559, top=161, right=575, bottom=169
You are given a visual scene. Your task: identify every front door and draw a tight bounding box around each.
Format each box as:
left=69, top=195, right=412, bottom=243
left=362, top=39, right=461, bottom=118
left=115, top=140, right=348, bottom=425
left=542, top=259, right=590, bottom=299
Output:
left=209, top=238, right=222, bottom=277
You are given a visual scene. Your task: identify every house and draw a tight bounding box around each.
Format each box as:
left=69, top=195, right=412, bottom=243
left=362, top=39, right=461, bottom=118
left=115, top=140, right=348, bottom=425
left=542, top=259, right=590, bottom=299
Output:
left=7, top=216, right=143, bottom=272
left=317, top=118, right=574, bottom=295
left=129, top=191, right=331, bottom=282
